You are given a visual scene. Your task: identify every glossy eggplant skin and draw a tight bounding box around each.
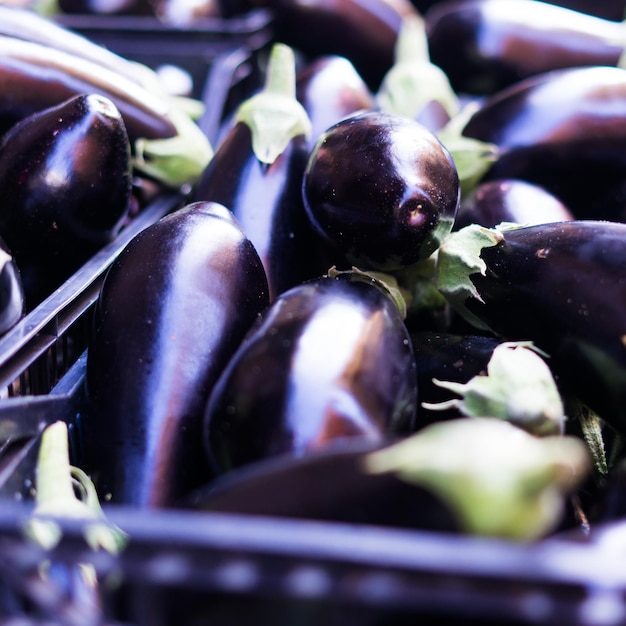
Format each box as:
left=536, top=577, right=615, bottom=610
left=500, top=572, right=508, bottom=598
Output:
left=204, top=275, right=418, bottom=475
left=193, top=122, right=328, bottom=301
left=83, top=201, right=270, bottom=508
left=453, top=179, right=575, bottom=231
left=0, top=34, right=177, bottom=143
left=461, top=221, right=626, bottom=435
left=295, top=54, right=376, bottom=151
left=218, top=0, right=418, bottom=91
left=0, top=93, right=132, bottom=309
left=1, top=6, right=152, bottom=83
left=0, top=236, right=24, bottom=336
left=188, top=441, right=459, bottom=532
left=409, top=331, right=502, bottom=427
left=302, top=110, right=460, bottom=271
left=462, top=66, right=626, bottom=222
left=426, top=0, right=624, bottom=96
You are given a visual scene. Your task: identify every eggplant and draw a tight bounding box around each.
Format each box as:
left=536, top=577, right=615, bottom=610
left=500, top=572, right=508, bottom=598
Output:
left=425, top=0, right=625, bottom=96
left=0, top=33, right=212, bottom=188
left=83, top=201, right=270, bottom=508
left=217, top=0, right=419, bottom=91
left=1, top=5, right=155, bottom=85
left=189, top=440, right=459, bottom=532
left=542, top=0, right=626, bottom=21
left=203, top=273, right=417, bottom=475
left=302, top=110, right=460, bottom=271
left=453, top=179, right=575, bottom=230
left=295, top=54, right=376, bottom=151
left=195, top=417, right=590, bottom=541
left=461, top=65, right=626, bottom=222
left=0, top=93, right=132, bottom=308
left=409, top=331, right=502, bottom=426
left=435, top=220, right=626, bottom=436
left=193, top=44, right=328, bottom=301
left=0, top=236, right=24, bottom=335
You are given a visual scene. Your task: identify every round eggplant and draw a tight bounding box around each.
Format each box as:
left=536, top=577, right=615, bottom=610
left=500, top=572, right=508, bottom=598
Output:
left=0, top=93, right=132, bottom=308
left=302, top=110, right=460, bottom=271
left=453, top=179, right=575, bottom=230
left=83, top=201, right=270, bottom=508
left=203, top=274, right=418, bottom=474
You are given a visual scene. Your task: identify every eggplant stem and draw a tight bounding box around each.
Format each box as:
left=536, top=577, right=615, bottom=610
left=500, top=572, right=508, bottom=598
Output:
left=23, top=421, right=127, bottom=555
left=235, top=43, right=312, bottom=165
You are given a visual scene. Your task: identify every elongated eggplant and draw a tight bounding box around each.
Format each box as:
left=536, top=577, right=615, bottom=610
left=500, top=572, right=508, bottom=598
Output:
left=193, top=44, right=328, bottom=301
left=1, top=5, right=154, bottom=85
left=195, top=417, right=589, bottom=541
left=190, top=440, right=459, bottom=532
left=461, top=65, right=626, bottom=221
left=0, top=93, right=132, bottom=308
left=83, top=201, right=270, bottom=507
left=453, top=179, right=575, bottom=230
left=426, top=0, right=626, bottom=95
left=0, top=236, right=24, bottom=335
left=0, top=34, right=212, bottom=188
left=302, top=109, right=460, bottom=271
left=203, top=273, right=417, bottom=475
left=295, top=54, right=376, bottom=151
left=543, top=0, right=626, bottom=21
left=435, top=221, right=626, bottom=435
left=218, top=0, right=418, bottom=91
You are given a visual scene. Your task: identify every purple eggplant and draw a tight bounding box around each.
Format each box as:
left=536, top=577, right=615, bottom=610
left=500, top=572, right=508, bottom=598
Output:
left=83, top=201, right=270, bottom=508
left=203, top=273, right=417, bottom=475
left=217, top=0, right=419, bottom=91
left=295, top=54, right=376, bottom=151
left=0, top=236, right=24, bottom=335
left=0, top=93, right=132, bottom=308
left=194, top=416, right=589, bottom=541
left=435, top=220, right=626, bottom=435
left=302, top=109, right=460, bottom=271
left=461, top=65, right=626, bottom=221
left=193, top=44, right=328, bottom=301
left=453, top=179, right=575, bottom=230
left=189, top=440, right=459, bottom=532
left=409, top=330, right=502, bottom=426
left=426, top=0, right=625, bottom=95
left=0, top=31, right=212, bottom=188
left=1, top=5, right=155, bottom=83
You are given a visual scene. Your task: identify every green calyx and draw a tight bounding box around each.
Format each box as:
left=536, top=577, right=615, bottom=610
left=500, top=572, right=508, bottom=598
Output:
left=364, top=417, right=590, bottom=541
left=235, top=42, right=312, bottom=165
left=134, top=104, right=213, bottom=190
left=22, top=421, right=127, bottom=555
left=437, top=102, right=499, bottom=197
left=433, top=223, right=504, bottom=330
left=376, top=14, right=460, bottom=121
left=422, top=341, right=567, bottom=436
left=327, top=265, right=409, bottom=320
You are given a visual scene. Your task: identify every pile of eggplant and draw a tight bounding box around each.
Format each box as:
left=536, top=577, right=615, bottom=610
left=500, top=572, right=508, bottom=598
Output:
left=7, top=0, right=626, bottom=590
left=0, top=5, right=212, bottom=314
